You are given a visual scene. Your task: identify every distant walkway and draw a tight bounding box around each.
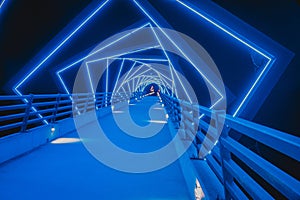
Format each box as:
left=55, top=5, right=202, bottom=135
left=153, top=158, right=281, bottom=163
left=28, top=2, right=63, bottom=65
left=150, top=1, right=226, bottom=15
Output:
left=0, top=97, right=191, bottom=200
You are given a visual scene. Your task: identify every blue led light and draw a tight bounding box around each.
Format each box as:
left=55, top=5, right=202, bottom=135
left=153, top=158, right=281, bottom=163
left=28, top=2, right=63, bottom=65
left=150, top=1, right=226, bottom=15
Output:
left=150, top=23, right=224, bottom=102
left=14, top=0, right=110, bottom=92
left=13, top=0, right=277, bottom=125
left=132, top=1, right=223, bottom=105
left=0, top=0, right=6, bottom=10
left=126, top=67, right=150, bottom=81
left=122, top=61, right=137, bottom=85
left=13, top=88, right=49, bottom=125
left=86, top=62, right=95, bottom=93
left=232, top=59, right=273, bottom=117
left=175, top=0, right=275, bottom=117
left=112, top=59, right=125, bottom=94
left=122, top=58, right=168, bottom=62
left=56, top=72, right=70, bottom=94
left=13, top=0, right=110, bottom=124
left=55, top=24, right=152, bottom=76
left=56, top=22, right=153, bottom=95
left=110, top=59, right=173, bottom=96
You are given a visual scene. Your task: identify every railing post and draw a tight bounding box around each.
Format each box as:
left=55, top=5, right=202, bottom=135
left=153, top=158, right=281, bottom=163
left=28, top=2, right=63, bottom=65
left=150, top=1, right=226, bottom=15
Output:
left=83, top=94, right=89, bottom=113
left=100, top=93, right=104, bottom=108
left=73, top=94, right=80, bottom=116
left=215, top=111, right=233, bottom=199
left=94, top=93, right=98, bottom=109
left=106, top=93, right=110, bottom=107
left=21, top=94, right=33, bottom=132
left=51, top=94, right=60, bottom=123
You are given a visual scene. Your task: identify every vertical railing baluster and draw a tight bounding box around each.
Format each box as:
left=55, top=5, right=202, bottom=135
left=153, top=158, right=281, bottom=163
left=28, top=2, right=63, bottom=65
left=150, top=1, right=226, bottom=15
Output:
left=73, top=94, right=79, bottom=116
left=105, top=93, right=108, bottom=107
left=83, top=94, right=89, bottom=113
left=95, top=93, right=100, bottom=109
left=21, top=94, right=33, bottom=132
left=51, top=94, right=60, bottom=123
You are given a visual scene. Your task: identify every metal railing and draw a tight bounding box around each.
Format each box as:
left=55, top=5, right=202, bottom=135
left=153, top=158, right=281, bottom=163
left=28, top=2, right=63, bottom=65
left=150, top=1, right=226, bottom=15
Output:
left=1, top=92, right=299, bottom=199
left=0, top=92, right=129, bottom=137
left=161, top=94, right=300, bottom=200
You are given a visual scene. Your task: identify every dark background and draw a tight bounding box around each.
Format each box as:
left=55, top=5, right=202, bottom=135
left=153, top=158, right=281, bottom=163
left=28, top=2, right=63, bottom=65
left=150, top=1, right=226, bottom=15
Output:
left=0, top=0, right=299, bottom=136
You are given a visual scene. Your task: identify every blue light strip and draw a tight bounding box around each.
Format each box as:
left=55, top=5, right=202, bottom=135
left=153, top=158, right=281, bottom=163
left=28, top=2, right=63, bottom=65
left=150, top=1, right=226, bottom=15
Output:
left=132, top=77, right=135, bottom=93
left=139, top=64, right=174, bottom=94
left=116, top=61, right=136, bottom=93
left=147, top=24, right=177, bottom=97
left=144, top=66, right=173, bottom=94
left=55, top=19, right=177, bottom=99
left=176, top=1, right=271, bottom=59
left=112, top=59, right=125, bottom=94
left=122, top=58, right=168, bottom=62
left=149, top=22, right=223, bottom=103
left=56, top=72, right=70, bottom=94
left=232, top=59, right=273, bottom=117
left=134, top=76, right=142, bottom=91
left=0, top=0, right=6, bottom=10
left=118, top=61, right=170, bottom=94
left=14, top=0, right=110, bottom=91
left=133, top=1, right=204, bottom=102
left=56, top=23, right=152, bottom=76
left=15, top=19, right=151, bottom=124
left=56, top=72, right=81, bottom=115
left=127, top=82, right=131, bottom=94
left=116, top=58, right=173, bottom=95
left=13, top=0, right=110, bottom=124
left=81, top=56, right=170, bottom=98
left=56, top=23, right=154, bottom=95
left=176, top=0, right=275, bottom=117
left=86, top=43, right=158, bottom=65
left=126, top=67, right=151, bottom=81
left=86, top=62, right=95, bottom=93
left=13, top=89, right=49, bottom=125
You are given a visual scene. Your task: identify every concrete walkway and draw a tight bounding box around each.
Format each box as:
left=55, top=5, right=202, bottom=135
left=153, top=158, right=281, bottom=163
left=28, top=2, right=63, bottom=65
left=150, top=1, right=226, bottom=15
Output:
left=0, top=97, right=192, bottom=200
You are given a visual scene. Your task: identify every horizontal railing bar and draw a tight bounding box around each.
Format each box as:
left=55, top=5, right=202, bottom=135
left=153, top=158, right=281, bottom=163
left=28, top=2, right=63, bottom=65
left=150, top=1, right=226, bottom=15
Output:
left=206, top=154, right=223, bottom=183
left=199, top=120, right=218, bottom=139
left=57, top=99, right=72, bottom=104
left=222, top=114, right=300, bottom=162
left=226, top=181, right=248, bottom=200
left=31, top=94, right=70, bottom=99
left=193, top=104, right=214, bottom=118
left=224, top=159, right=273, bottom=199
left=0, top=95, right=32, bottom=100
left=27, top=116, right=53, bottom=125
left=0, top=121, right=23, bottom=131
left=0, top=104, right=27, bottom=111
left=28, top=108, right=56, bottom=115
left=0, top=113, right=26, bottom=122
left=212, top=145, right=221, bottom=163
left=221, top=137, right=300, bottom=199
left=57, top=105, right=72, bottom=111
left=32, top=101, right=57, bottom=107
left=55, top=111, right=72, bottom=118
left=74, top=102, right=92, bottom=108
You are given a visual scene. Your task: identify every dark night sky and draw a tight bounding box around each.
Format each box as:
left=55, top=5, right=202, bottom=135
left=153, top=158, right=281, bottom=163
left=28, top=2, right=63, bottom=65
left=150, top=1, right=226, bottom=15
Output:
left=0, top=0, right=299, bottom=135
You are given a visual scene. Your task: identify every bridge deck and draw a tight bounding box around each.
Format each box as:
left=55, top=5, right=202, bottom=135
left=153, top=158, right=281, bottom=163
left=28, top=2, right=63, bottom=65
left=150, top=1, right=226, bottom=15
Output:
left=0, top=97, right=192, bottom=200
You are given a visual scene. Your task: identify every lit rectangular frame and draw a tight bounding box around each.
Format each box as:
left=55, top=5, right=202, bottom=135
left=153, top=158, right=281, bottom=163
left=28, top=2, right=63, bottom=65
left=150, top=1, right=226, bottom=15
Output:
left=175, top=0, right=275, bottom=117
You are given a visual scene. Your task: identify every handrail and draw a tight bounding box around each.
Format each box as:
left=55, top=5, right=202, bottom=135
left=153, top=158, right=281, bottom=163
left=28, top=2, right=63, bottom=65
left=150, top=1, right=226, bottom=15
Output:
left=221, top=114, right=300, bottom=162
left=0, top=92, right=130, bottom=137
left=161, top=94, right=300, bottom=199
